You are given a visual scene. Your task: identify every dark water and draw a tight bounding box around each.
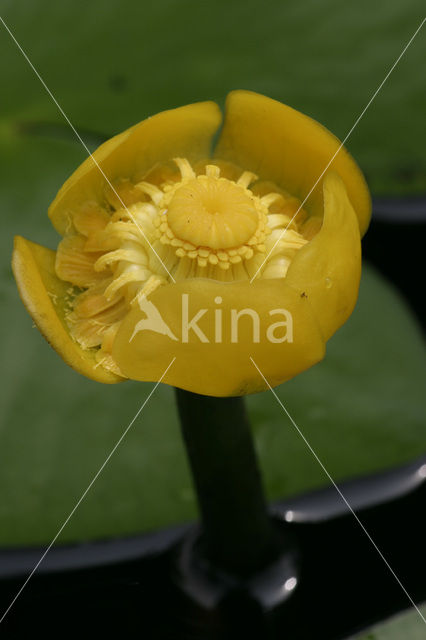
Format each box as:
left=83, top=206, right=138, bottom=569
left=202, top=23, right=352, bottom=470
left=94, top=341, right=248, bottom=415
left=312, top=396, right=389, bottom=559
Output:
left=1, top=457, right=425, bottom=639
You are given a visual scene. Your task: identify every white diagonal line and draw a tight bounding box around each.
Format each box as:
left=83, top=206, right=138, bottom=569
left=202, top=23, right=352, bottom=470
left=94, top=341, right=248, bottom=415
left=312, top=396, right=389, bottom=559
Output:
left=0, top=15, right=176, bottom=283
left=250, top=16, right=426, bottom=283
left=250, top=356, right=426, bottom=625
left=0, top=357, right=176, bottom=626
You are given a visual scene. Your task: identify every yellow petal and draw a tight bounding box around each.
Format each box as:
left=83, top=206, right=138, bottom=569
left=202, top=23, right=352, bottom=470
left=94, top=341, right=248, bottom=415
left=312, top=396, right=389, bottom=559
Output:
left=68, top=297, right=127, bottom=348
left=68, top=318, right=110, bottom=349
left=49, top=101, right=222, bottom=235
left=112, top=277, right=325, bottom=397
left=285, top=172, right=361, bottom=341
left=214, top=90, right=371, bottom=236
left=73, top=202, right=110, bottom=236
left=12, top=236, right=122, bottom=384
left=55, top=235, right=107, bottom=287
left=72, top=281, right=119, bottom=318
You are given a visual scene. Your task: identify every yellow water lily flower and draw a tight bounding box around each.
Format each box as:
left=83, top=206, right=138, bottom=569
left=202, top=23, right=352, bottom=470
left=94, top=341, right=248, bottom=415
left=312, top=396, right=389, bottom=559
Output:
left=12, top=91, right=370, bottom=396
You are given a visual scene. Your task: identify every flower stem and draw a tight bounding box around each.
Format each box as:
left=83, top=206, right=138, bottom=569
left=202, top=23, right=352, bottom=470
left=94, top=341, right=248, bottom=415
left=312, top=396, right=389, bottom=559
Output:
left=175, top=388, right=282, bottom=578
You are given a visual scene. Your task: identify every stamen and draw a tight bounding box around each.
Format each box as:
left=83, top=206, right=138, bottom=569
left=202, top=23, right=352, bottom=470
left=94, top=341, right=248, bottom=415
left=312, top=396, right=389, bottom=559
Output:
left=135, top=182, right=164, bottom=205
left=266, top=213, right=293, bottom=230
left=104, top=268, right=151, bottom=300
left=260, top=193, right=282, bottom=208
left=205, top=164, right=221, bottom=178
left=94, top=248, right=149, bottom=272
left=237, top=171, right=258, bottom=188
left=174, top=157, right=196, bottom=180
left=262, top=255, right=292, bottom=279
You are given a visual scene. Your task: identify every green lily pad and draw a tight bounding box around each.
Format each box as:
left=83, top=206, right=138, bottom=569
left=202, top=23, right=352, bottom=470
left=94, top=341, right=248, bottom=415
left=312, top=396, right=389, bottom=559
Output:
left=1, top=0, right=425, bottom=194
left=349, top=603, right=426, bottom=639
left=0, top=0, right=425, bottom=547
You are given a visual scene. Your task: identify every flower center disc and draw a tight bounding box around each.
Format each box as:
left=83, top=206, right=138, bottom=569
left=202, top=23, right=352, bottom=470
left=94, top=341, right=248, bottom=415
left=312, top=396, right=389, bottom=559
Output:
left=167, top=175, right=259, bottom=250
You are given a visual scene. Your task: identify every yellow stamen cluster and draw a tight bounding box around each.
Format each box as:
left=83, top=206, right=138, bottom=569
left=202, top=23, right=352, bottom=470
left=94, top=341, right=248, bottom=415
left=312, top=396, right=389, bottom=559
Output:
left=55, top=156, right=312, bottom=375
